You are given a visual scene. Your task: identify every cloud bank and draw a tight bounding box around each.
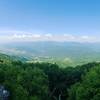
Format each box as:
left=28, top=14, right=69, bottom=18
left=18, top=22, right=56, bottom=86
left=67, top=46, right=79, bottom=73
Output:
left=0, top=30, right=99, bottom=43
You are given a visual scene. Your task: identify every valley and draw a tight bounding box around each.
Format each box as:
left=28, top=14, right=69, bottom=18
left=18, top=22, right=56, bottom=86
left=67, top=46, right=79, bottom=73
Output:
left=0, top=42, right=100, bottom=67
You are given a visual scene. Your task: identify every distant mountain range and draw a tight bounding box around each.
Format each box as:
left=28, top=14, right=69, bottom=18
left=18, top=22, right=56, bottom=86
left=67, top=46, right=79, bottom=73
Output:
left=0, top=41, right=100, bottom=66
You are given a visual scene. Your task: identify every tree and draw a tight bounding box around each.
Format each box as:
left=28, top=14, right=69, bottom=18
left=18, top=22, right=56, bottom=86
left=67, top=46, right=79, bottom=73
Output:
left=68, top=65, right=100, bottom=100
left=17, top=67, right=49, bottom=100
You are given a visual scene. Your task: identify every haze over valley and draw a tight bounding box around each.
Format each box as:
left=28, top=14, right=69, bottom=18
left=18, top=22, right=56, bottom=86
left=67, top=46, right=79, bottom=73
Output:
left=0, top=41, right=100, bottom=66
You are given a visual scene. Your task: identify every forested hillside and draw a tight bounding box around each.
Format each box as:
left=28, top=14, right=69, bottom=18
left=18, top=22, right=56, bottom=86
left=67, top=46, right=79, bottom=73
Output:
left=0, top=53, right=100, bottom=100
left=1, top=42, right=100, bottom=66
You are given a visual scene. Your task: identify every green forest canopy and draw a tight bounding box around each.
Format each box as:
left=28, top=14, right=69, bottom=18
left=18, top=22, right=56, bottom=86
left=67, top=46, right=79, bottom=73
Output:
left=0, top=53, right=100, bottom=100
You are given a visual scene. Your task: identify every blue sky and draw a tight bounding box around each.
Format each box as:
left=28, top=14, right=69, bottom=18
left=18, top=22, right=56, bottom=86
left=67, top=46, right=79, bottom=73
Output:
left=0, top=0, right=100, bottom=42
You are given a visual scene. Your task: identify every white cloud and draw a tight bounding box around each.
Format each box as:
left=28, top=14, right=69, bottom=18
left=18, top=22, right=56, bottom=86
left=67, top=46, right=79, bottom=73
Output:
left=63, top=34, right=75, bottom=39
left=0, top=30, right=99, bottom=43
left=81, top=35, right=89, bottom=39
left=32, top=34, right=41, bottom=38
left=45, top=33, right=53, bottom=37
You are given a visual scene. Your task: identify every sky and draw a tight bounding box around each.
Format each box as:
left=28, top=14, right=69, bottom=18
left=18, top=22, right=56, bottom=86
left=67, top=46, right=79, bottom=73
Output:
left=0, top=0, right=100, bottom=42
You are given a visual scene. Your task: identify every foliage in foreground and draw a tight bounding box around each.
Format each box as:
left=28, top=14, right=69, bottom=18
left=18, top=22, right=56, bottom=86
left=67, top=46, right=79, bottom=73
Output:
left=68, top=65, right=100, bottom=100
left=0, top=55, right=100, bottom=100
